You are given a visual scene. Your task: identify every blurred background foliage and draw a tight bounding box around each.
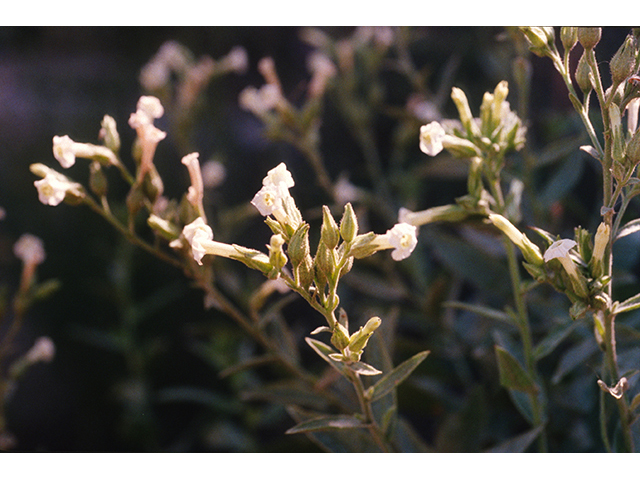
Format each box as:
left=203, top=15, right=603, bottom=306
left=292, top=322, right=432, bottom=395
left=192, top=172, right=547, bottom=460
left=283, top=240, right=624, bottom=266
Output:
left=0, top=26, right=637, bottom=452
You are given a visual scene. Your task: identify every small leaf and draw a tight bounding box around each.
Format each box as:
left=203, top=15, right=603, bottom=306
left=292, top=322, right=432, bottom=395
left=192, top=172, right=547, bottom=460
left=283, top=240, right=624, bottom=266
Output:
left=369, top=351, right=430, bottom=402
left=487, top=425, right=544, bottom=453
left=310, top=326, right=331, bottom=335
left=495, top=346, right=539, bottom=394
left=347, top=361, right=382, bottom=376
left=285, top=414, right=365, bottom=434
left=630, top=392, right=640, bottom=413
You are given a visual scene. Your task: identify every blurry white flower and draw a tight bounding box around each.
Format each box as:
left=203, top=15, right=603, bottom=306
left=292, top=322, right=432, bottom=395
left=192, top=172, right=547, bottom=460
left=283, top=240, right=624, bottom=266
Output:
left=419, top=121, right=446, bottom=156
left=129, top=96, right=167, bottom=176
left=239, top=84, right=283, bottom=116
left=251, top=183, right=289, bottom=218
left=201, top=159, right=226, bottom=188
left=307, top=51, right=336, bottom=97
left=25, top=336, right=55, bottom=364
left=220, top=46, right=249, bottom=74
left=13, top=233, right=45, bottom=265
left=334, top=173, right=363, bottom=205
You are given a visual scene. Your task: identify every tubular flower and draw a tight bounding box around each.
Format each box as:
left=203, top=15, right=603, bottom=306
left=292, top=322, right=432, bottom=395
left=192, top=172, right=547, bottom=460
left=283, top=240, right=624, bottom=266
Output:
left=544, top=239, right=589, bottom=298
left=181, top=152, right=205, bottom=217
left=128, top=96, right=167, bottom=177
left=181, top=217, right=243, bottom=265
left=370, top=223, right=418, bottom=261
left=53, top=135, right=118, bottom=168
left=488, top=214, right=544, bottom=266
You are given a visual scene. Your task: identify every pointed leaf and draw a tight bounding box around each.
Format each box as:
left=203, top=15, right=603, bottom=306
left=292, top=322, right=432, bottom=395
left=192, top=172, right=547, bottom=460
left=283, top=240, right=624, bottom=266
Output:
left=495, top=346, right=538, bottom=394
left=369, top=351, right=430, bottom=402
left=615, top=218, right=640, bottom=241
left=613, top=293, right=640, bottom=315
left=487, top=425, right=544, bottom=453
left=285, top=414, right=365, bottom=434
left=533, top=320, right=580, bottom=361
left=630, top=392, right=640, bottom=413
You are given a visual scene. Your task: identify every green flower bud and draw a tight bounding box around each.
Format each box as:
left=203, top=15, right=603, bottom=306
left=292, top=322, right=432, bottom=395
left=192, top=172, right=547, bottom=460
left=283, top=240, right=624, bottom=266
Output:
left=89, top=161, right=108, bottom=198
left=268, top=234, right=287, bottom=273
left=611, top=35, right=638, bottom=86
left=578, top=27, right=601, bottom=50
left=520, top=27, right=556, bottom=57
left=339, top=202, right=358, bottom=243
left=451, top=87, right=481, bottom=137
left=348, top=316, right=381, bottom=354
left=331, top=322, right=351, bottom=351
left=626, top=127, right=640, bottom=166
left=589, top=222, right=610, bottom=278
left=348, top=232, right=378, bottom=259
left=147, top=214, right=181, bottom=241
left=488, top=214, right=544, bottom=266
left=560, top=27, right=578, bottom=52
left=576, top=52, right=593, bottom=95
left=314, top=241, right=336, bottom=281
left=288, top=223, right=311, bottom=267
left=321, top=205, right=340, bottom=250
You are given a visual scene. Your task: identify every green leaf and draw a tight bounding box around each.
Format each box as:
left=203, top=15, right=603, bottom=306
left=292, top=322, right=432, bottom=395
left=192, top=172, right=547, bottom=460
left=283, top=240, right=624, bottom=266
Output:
left=495, top=346, right=538, bottom=394
left=630, top=392, right=640, bottom=413
left=305, top=337, right=346, bottom=376
left=285, top=414, right=365, bottom=434
left=487, top=425, right=544, bottom=453
left=347, top=361, right=382, bottom=376
left=551, top=337, right=599, bottom=384
left=369, top=351, right=430, bottom=402
left=533, top=320, right=580, bottom=361
left=444, top=301, right=513, bottom=324
left=613, top=293, right=640, bottom=315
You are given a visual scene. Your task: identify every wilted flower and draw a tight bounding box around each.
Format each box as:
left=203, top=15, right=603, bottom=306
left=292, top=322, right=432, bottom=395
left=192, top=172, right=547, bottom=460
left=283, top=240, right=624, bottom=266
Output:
left=181, top=152, right=205, bottom=215
left=419, top=121, right=446, bottom=156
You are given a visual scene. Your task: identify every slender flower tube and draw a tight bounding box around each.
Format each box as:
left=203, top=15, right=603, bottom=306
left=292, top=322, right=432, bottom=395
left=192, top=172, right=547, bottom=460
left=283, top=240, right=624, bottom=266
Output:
left=399, top=205, right=468, bottom=226
left=181, top=152, right=205, bottom=218
left=128, top=96, right=167, bottom=178
left=488, top=214, right=544, bottom=266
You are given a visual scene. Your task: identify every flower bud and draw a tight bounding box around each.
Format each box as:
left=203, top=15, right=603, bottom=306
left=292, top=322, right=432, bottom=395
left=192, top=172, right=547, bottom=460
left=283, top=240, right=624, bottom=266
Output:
left=626, top=126, right=640, bottom=166
left=288, top=223, right=311, bottom=267
left=339, top=203, right=358, bottom=243
left=589, top=222, right=610, bottom=278
left=488, top=214, right=544, bottom=266
left=560, top=27, right=578, bottom=52
left=347, top=316, right=382, bottom=354
left=578, top=28, right=601, bottom=50
left=610, top=35, right=638, bottom=86
left=268, top=234, right=287, bottom=273
left=520, top=27, right=556, bottom=57
left=89, top=162, right=108, bottom=198
left=99, top=115, right=121, bottom=153
left=320, top=206, right=340, bottom=250
left=331, top=322, right=351, bottom=351
left=576, top=52, right=593, bottom=95
left=451, top=87, right=481, bottom=137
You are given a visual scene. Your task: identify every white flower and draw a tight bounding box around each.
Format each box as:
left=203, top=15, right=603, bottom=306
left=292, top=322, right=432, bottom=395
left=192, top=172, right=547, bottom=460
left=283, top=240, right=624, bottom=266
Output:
left=419, top=121, right=446, bottom=156
left=373, top=223, right=418, bottom=261
left=263, top=162, right=295, bottom=189
left=13, top=233, right=46, bottom=265
left=251, top=183, right=289, bottom=218
left=221, top=46, right=249, bottom=74
left=543, top=239, right=577, bottom=263
left=182, top=217, right=214, bottom=265
left=52, top=135, right=77, bottom=168
left=25, top=336, right=55, bottom=364
left=34, top=173, right=73, bottom=206
left=182, top=217, right=239, bottom=265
